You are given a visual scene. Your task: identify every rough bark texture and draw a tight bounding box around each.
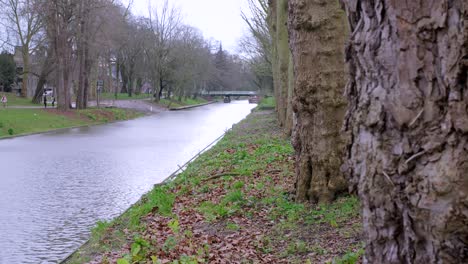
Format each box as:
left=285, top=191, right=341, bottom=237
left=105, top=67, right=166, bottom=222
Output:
left=286, top=52, right=294, bottom=135
left=76, top=0, right=87, bottom=109
left=21, top=49, right=29, bottom=98
left=55, top=33, right=71, bottom=111
left=342, top=0, right=468, bottom=262
left=289, top=0, right=348, bottom=203
left=268, top=0, right=294, bottom=135
left=269, top=0, right=280, bottom=114
left=47, top=2, right=72, bottom=111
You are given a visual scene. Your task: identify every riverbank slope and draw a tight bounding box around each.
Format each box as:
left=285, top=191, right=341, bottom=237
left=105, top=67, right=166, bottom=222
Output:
left=66, top=107, right=362, bottom=263
left=0, top=95, right=215, bottom=139
left=0, top=108, right=142, bottom=139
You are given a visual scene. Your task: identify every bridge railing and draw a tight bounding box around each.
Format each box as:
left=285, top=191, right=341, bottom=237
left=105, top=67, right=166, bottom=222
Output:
left=201, top=91, right=258, bottom=96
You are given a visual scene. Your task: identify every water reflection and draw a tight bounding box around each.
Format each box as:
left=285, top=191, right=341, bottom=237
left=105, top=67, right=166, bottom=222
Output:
left=0, top=101, right=255, bottom=263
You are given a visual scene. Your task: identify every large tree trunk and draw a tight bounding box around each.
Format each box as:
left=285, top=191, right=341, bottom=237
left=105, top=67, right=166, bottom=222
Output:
left=275, top=0, right=288, bottom=129
left=342, top=0, right=468, bottom=262
left=120, top=63, right=128, bottom=94
left=56, top=56, right=66, bottom=110
left=32, top=75, right=47, bottom=104
left=76, top=0, right=86, bottom=110
left=127, top=62, right=135, bottom=97
left=83, top=41, right=91, bottom=108
left=268, top=0, right=280, bottom=114
left=32, top=48, right=55, bottom=104
left=288, top=0, right=348, bottom=203
left=76, top=0, right=92, bottom=109
left=55, top=33, right=71, bottom=111
left=48, top=2, right=72, bottom=111
left=158, top=77, right=164, bottom=100
left=21, top=50, right=30, bottom=98
left=268, top=0, right=294, bottom=135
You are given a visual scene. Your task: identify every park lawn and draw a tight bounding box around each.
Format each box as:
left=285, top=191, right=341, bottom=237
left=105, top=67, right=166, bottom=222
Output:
left=1, top=93, right=39, bottom=106
left=0, top=108, right=142, bottom=138
left=66, top=108, right=362, bottom=264
left=158, top=97, right=208, bottom=109
left=100, top=92, right=153, bottom=100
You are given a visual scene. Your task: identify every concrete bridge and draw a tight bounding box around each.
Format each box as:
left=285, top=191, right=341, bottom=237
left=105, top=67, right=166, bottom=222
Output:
left=202, top=91, right=258, bottom=97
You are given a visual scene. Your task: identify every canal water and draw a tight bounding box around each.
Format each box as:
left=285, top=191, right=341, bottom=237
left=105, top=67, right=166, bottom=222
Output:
left=0, top=101, right=256, bottom=263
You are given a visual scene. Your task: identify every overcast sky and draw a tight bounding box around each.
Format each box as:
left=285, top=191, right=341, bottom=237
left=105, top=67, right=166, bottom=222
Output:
left=125, top=0, right=251, bottom=53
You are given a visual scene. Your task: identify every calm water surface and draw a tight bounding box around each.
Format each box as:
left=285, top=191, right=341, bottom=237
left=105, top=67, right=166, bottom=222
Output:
left=0, top=101, right=255, bottom=263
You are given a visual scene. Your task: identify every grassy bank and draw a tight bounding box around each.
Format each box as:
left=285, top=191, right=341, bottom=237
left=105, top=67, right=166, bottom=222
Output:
left=157, top=97, right=209, bottom=109
left=257, top=96, right=275, bottom=110
left=101, top=93, right=153, bottom=100
left=66, top=109, right=362, bottom=264
left=0, top=108, right=142, bottom=138
left=1, top=93, right=38, bottom=106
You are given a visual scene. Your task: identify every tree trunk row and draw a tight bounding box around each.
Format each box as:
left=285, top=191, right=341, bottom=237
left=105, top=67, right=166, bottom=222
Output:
left=288, top=0, right=348, bottom=203
left=273, top=0, right=467, bottom=262
left=268, top=0, right=348, bottom=203
left=268, top=0, right=294, bottom=135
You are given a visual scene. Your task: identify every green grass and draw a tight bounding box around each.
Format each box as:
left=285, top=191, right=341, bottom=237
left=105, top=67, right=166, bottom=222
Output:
left=65, top=110, right=362, bottom=263
left=1, top=93, right=38, bottom=106
left=332, top=247, right=365, bottom=264
left=0, top=108, right=141, bottom=138
left=125, top=186, right=175, bottom=228
left=257, top=96, right=275, bottom=110
left=0, top=109, right=89, bottom=137
left=226, top=222, right=240, bottom=231
left=158, top=97, right=208, bottom=109
left=100, top=92, right=153, bottom=100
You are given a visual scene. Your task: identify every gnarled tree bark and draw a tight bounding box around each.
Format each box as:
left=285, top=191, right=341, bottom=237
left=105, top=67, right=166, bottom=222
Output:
left=288, top=0, right=348, bottom=203
left=342, top=0, right=468, bottom=262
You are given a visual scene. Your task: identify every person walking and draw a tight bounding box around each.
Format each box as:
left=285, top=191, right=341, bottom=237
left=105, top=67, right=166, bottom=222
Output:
left=43, top=92, right=47, bottom=108
left=51, top=96, right=55, bottom=107
left=1, top=94, right=7, bottom=108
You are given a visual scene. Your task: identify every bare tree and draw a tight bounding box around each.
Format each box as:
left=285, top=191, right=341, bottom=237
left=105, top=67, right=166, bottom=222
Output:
left=238, top=34, right=272, bottom=94
left=0, top=0, right=44, bottom=97
left=240, top=0, right=273, bottom=95
left=118, top=17, right=148, bottom=97
left=76, top=0, right=118, bottom=109
left=170, top=26, right=210, bottom=100
left=43, top=0, right=76, bottom=110
left=89, top=1, right=131, bottom=100
left=31, top=45, right=54, bottom=103
left=42, top=0, right=122, bottom=109
left=241, top=0, right=270, bottom=60
left=147, top=0, right=181, bottom=101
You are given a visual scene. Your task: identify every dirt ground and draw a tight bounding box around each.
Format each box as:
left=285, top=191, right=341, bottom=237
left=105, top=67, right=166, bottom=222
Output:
left=67, top=110, right=363, bottom=264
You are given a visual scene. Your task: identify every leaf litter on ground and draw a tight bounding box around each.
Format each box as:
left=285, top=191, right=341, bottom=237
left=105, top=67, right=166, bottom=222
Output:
left=67, top=109, right=363, bottom=264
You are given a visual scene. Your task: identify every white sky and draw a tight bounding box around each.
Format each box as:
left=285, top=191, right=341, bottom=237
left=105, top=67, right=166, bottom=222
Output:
left=125, top=0, right=251, bottom=53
